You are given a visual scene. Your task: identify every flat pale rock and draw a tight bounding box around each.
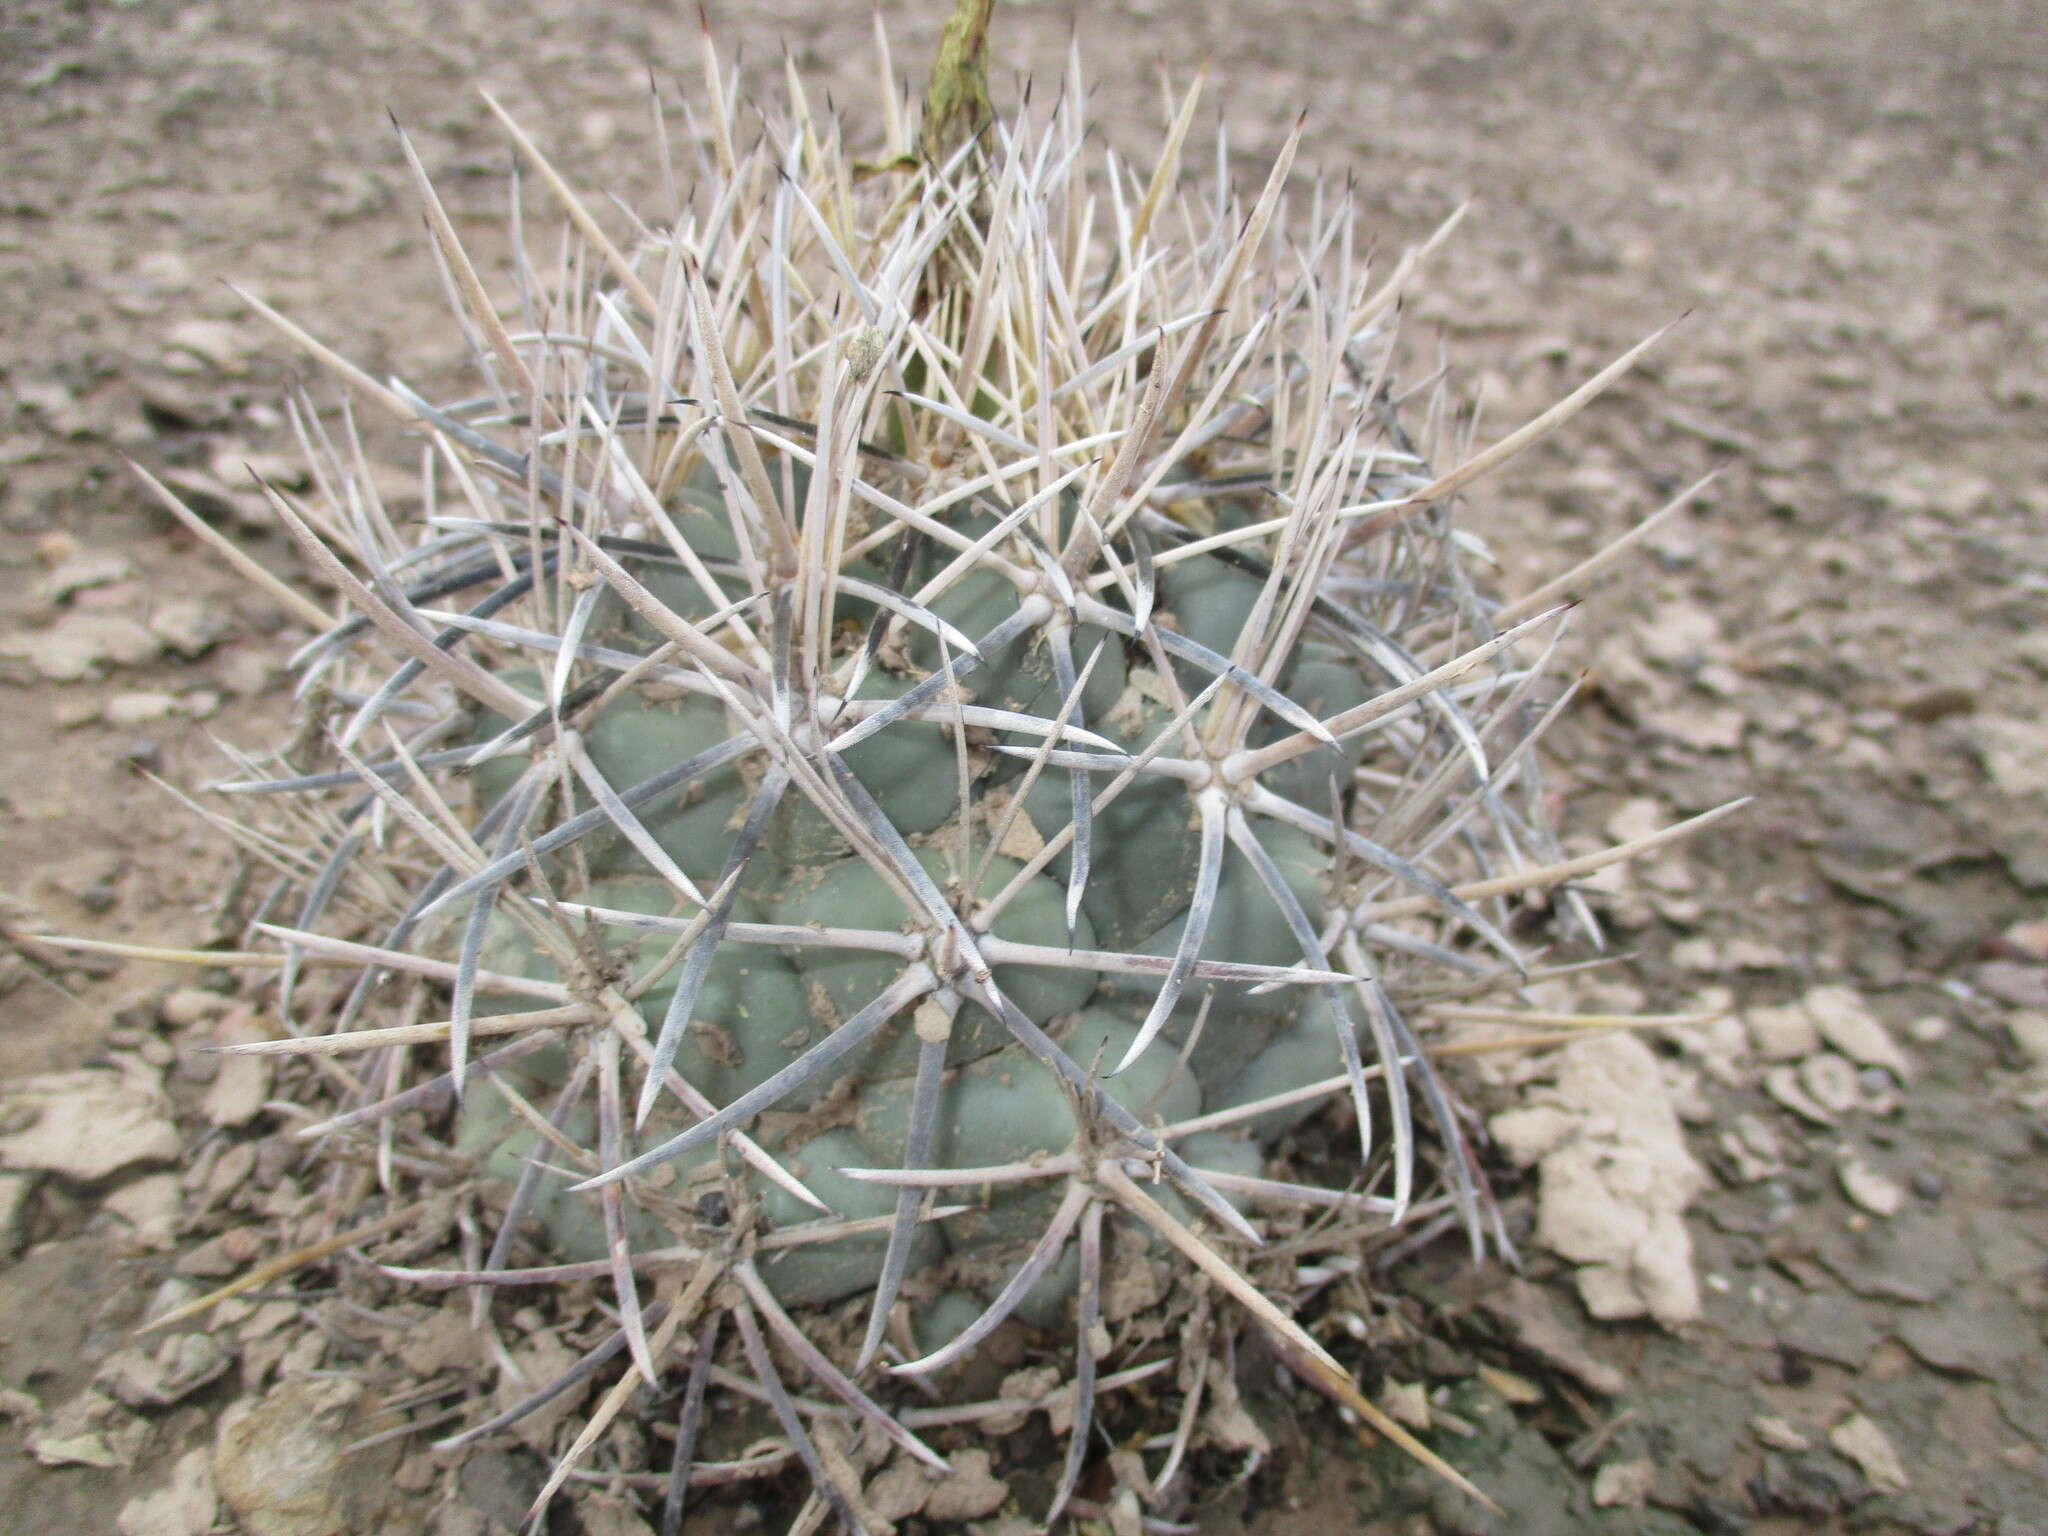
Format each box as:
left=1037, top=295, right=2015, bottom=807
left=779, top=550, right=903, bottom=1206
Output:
left=1972, top=716, right=2048, bottom=798
left=1489, top=1103, right=1579, bottom=1166
left=214, top=1378, right=415, bottom=1536
left=1476, top=1277, right=1627, bottom=1396
left=97, top=1333, right=230, bottom=1409
left=2008, top=1010, right=2048, bottom=1069
left=1976, top=962, right=2048, bottom=1014
left=1605, top=798, right=1668, bottom=843
left=1764, top=1063, right=1835, bottom=1125
left=1635, top=603, right=1722, bottom=666
left=1537, top=1144, right=1651, bottom=1264
left=117, top=1446, right=217, bottom=1536
left=164, top=318, right=252, bottom=374
left=1803, top=986, right=1912, bottom=1079
left=28, top=1390, right=148, bottom=1470
left=105, top=1171, right=182, bottom=1248
left=0, top=1069, right=179, bottom=1180
left=0, top=612, right=160, bottom=681
left=1800, top=1051, right=1862, bottom=1114
left=1897, top=1285, right=2034, bottom=1378
left=1837, top=1153, right=1904, bottom=1217
left=1591, top=1459, right=1655, bottom=1509
left=1751, top=1415, right=1809, bottom=1452
left=41, top=551, right=136, bottom=602
left=1829, top=1413, right=1909, bottom=1494
left=1524, top=1033, right=1707, bottom=1328
left=148, top=597, right=229, bottom=659
left=201, top=1013, right=272, bottom=1126
left=1745, top=1002, right=1820, bottom=1061
left=105, top=691, right=180, bottom=727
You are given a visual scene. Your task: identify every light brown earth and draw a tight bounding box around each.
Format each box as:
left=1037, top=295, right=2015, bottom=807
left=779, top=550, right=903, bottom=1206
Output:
left=1, top=1, right=2044, bottom=1533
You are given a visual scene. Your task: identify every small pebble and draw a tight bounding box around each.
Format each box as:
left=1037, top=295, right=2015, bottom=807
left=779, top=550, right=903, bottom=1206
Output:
left=1752, top=1414, right=1810, bottom=1452
left=1800, top=1052, right=1862, bottom=1115
left=104, top=691, right=178, bottom=727
left=1838, top=1153, right=1905, bottom=1217
left=1910, top=1169, right=1946, bottom=1201
left=1765, top=1064, right=1834, bottom=1126
left=160, top=987, right=231, bottom=1027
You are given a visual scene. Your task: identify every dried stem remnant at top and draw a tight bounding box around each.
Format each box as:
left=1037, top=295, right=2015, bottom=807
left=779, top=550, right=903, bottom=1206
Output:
left=921, top=0, right=998, bottom=167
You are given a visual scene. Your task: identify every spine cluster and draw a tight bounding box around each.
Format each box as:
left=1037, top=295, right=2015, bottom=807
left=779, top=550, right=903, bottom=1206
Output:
left=157, top=27, right=1722, bottom=1529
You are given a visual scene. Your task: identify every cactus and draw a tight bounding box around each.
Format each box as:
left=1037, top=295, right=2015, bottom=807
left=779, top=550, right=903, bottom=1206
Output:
left=128, top=12, right=1737, bottom=1530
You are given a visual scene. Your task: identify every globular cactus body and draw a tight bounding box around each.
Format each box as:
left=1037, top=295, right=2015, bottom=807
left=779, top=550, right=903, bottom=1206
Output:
left=160, top=18, right=1722, bottom=1528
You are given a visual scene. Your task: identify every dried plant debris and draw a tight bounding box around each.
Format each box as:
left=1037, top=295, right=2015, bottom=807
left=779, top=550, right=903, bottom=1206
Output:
left=73, top=15, right=1732, bottom=1531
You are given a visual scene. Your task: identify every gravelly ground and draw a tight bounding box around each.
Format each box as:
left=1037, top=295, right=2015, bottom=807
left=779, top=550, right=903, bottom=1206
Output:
left=1, top=1, right=2044, bottom=1532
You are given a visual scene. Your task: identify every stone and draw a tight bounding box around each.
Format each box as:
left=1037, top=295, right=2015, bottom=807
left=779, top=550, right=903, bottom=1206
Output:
left=1803, top=986, right=1912, bottom=1079
left=96, top=1332, right=231, bottom=1408
left=1591, top=1459, right=1655, bottom=1509
left=922, top=1448, right=1009, bottom=1522
left=1764, top=1063, right=1835, bottom=1125
left=162, top=988, right=234, bottom=1027
left=1524, top=1034, right=1707, bottom=1328
left=164, top=318, right=252, bottom=375
left=1489, top=1104, right=1579, bottom=1166
left=104, top=1171, right=182, bottom=1248
left=1973, top=963, right=2048, bottom=1011
left=1898, top=1286, right=2035, bottom=1378
left=1908, top=1014, right=1951, bottom=1043
left=213, top=1378, right=414, bottom=1536
left=1800, top=1051, right=1862, bottom=1114
left=117, top=1446, right=217, bottom=1536
left=1777, top=1290, right=1882, bottom=1369
left=1751, top=1415, right=1809, bottom=1451
left=0, top=612, right=160, bottom=680
left=1836, top=1153, right=1904, bottom=1217
left=105, top=691, right=181, bottom=727
left=1746, top=1002, right=1821, bottom=1061
left=15, top=378, right=91, bottom=437
left=148, top=597, right=230, bottom=659
left=578, top=1500, right=654, bottom=1536
left=0, top=1068, right=179, bottom=1180
left=2008, top=1011, right=2048, bottom=1069
left=41, top=551, right=136, bottom=602
left=1475, top=1278, right=1627, bottom=1396
left=1816, top=1209, right=1975, bottom=1304
left=1829, top=1413, right=1909, bottom=1494
left=1381, top=1379, right=1432, bottom=1430
left=28, top=1390, right=149, bottom=1469
left=1972, top=716, right=2048, bottom=798
left=201, top=1014, right=272, bottom=1127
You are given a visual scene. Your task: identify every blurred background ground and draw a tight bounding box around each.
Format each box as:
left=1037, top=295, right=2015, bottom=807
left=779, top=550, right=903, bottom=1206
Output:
left=0, top=1, right=2044, bottom=1532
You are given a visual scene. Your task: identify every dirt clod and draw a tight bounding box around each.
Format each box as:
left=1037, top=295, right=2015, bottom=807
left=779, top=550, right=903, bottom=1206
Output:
left=212, top=1379, right=416, bottom=1536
